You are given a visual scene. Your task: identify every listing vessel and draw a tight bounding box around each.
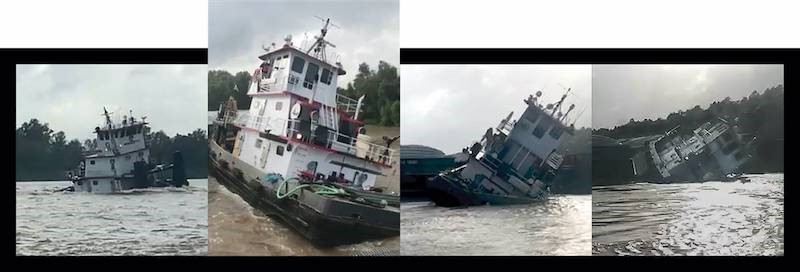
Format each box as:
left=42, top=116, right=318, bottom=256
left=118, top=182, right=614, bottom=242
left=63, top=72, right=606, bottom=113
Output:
left=64, top=108, right=188, bottom=193
left=426, top=89, right=579, bottom=207
left=592, top=118, right=754, bottom=185
left=647, top=119, right=752, bottom=183
left=209, top=18, right=400, bottom=247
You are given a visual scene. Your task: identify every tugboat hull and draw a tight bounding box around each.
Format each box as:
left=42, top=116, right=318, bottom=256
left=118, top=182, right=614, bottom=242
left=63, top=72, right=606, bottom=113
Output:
left=425, top=174, right=544, bottom=207
left=209, top=141, right=399, bottom=247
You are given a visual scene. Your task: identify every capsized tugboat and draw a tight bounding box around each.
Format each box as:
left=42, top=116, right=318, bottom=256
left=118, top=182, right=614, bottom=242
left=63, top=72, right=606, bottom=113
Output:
left=426, top=89, right=579, bottom=207
left=63, top=108, right=188, bottom=193
left=209, top=18, right=400, bottom=247
left=647, top=118, right=753, bottom=183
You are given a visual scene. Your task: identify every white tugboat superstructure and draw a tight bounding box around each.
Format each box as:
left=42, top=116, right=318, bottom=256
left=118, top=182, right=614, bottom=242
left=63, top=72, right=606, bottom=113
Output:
left=209, top=18, right=400, bottom=247
left=219, top=18, right=396, bottom=190
left=68, top=108, right=188, bottom=193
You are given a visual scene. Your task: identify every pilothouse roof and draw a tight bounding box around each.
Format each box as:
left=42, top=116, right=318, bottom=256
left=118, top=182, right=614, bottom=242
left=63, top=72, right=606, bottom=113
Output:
left=258, top=17, right=346, bottom=75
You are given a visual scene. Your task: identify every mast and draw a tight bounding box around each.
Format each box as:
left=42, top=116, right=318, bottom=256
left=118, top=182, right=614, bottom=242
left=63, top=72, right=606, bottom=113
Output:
left=306, top=17, right=339, bottom=62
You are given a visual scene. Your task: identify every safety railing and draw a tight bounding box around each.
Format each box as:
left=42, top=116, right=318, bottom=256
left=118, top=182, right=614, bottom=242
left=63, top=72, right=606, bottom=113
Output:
left=546, top=152, right=564, bottom=170
left=336, top=94, right=360, bottom=113
left=217, top=111, right=398, bottom=166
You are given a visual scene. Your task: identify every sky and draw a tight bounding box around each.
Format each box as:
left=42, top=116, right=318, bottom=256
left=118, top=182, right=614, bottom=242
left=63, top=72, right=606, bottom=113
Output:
left=401, top=65, right=592, bottom=155
left=593, top=64, right=784, bottom=129
left=16, top=64, right=208, bottom=141
left=209, top=0, right=399, bottom=85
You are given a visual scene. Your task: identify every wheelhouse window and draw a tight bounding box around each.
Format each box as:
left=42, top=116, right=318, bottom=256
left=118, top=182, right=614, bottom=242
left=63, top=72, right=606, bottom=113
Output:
left=548, top=125, right=564, bottom=140
left=532, top=117, right=553, bottom=138
left=275, top=101, right=283, bottom=111
left=303, top=63, right=320, bottom=89
left=276, top=145, right=285, bottom=156
left=255, top=139, right=263, bottom=148
left=524, top=106, right=541, bottom=125
left=291, top=56, right=306, bottom=73
left=90, top=160, right=96, bottom=165
left=320, top=68, right=332, bottom=85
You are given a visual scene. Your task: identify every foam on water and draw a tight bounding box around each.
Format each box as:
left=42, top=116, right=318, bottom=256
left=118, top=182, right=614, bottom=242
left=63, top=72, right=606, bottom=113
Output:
left=592, top=173, right=784, bottom=256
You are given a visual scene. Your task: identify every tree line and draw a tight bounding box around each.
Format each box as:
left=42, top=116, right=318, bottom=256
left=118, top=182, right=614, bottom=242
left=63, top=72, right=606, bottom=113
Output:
left=16, top=118, right=208, bottom=181
left=594, top=84, right=784, bottom=173
left=207, top=61, right=400, bottom=126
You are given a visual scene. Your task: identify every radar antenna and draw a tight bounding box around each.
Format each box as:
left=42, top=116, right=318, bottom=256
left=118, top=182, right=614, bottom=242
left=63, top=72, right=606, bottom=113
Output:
left=307, top=16, right=340, bottom=62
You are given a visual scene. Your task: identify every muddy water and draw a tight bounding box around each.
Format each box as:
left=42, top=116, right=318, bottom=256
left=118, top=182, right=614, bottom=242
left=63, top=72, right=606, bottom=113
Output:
left=16, top=179, right=208, bottom=256
left=401, top=195, right=592, bottom=256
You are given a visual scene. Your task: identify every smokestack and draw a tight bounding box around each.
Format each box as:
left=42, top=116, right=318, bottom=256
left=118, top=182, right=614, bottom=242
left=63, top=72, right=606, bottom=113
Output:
left=172, top=151, right=188, bottom=187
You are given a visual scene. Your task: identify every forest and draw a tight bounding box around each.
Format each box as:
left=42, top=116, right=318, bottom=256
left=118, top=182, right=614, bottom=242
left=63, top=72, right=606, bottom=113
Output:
left=15, top=119, right=208, bottom=181
left=593, top=84, right=784, bottom=173
left=208, top=61, right=400, bottom=126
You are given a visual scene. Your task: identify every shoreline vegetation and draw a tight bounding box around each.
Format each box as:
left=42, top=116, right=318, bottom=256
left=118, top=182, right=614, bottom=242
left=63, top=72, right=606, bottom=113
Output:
left=15, top=119, right=208, bottom=181
left=593, top=84, right=784, bottom=174
left=208, top=61, right=400, bottom=126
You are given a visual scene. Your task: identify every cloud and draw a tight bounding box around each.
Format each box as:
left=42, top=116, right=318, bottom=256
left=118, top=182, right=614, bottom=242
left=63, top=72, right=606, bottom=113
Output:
left=16, top=64, right=208, bottom=141
left=592, top=64, right=784, bottom=129
left=401, top=65, right=592, bottom=154
left=208, top=0, right=399, bottom=85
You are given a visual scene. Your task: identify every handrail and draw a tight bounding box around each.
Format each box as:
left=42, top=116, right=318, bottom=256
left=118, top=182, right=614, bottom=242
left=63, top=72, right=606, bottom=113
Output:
left=216, top=111, right=398, bottom=166
left=546, top=152, right=564, bottom=169
left=336, top=94, right=359, bottom=113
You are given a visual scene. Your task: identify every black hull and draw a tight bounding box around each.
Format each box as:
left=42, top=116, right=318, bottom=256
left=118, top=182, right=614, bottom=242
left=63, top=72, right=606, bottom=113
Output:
left=425, top=175, right=483, bottom=207
left=210, top=156, right=399, bottom=247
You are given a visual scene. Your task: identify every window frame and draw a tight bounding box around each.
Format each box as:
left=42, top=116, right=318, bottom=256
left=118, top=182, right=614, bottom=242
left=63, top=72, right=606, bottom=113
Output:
left=532, top=117, right=553, bottom=138
left=291, top=56, right=306, bottom=74
left=320, top=68, right=332, bottom=85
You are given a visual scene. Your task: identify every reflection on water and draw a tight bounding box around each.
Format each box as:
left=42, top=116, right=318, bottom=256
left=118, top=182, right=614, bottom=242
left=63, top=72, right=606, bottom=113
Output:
left=16, top=179, right=208, bottom=256
left=592, top=173, right=784, bottom=256
left=401, top=195, right=591, bottom=256
left=208, top=176, right=399, bottom=256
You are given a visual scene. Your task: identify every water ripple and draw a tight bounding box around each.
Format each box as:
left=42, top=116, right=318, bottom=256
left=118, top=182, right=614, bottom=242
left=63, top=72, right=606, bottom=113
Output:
left=16, top=179, right=208, bottom=256
left=592, top=173, right=783, bottom=256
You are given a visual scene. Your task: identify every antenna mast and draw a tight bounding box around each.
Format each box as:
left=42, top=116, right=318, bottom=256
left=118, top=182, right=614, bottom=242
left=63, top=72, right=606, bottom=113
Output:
left=307, top=16, right=339, bottom=62
left=552, top=87, right=571, bottom=116
left=103, top=107, right=113, bottom=128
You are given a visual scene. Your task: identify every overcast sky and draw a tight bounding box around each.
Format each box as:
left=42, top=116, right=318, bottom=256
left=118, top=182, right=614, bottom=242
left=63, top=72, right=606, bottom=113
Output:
left=209, top=0, right=399, bottom=85
left=16, top=64, right=207, bottom=141
left=593, top=64, right=784, bottom=129
left=401, top=65, right=592, bottom=155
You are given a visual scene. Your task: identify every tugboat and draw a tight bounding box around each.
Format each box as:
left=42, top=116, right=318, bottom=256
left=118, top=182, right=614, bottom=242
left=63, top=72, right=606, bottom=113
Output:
left=426, top=89, right=579, bottom=207
left=209, top=18, right=400, bottom=247
left=64, top=107, right=188, bottom=194
left=647, top=118, right=753, bottom=183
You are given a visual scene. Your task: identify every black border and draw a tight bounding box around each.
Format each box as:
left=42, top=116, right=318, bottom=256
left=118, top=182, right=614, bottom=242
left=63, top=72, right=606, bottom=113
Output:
left=5, top=49, right=793, bottom=267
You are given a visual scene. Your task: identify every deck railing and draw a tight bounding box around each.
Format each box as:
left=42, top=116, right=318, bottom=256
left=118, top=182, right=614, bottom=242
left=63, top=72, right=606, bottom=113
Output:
left=336, top=94, right=360, bottom=113
left=546, top=152, right=564, bottom=169
left=217, top=111, right=397, bottom=166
